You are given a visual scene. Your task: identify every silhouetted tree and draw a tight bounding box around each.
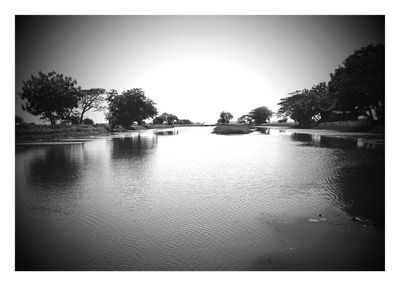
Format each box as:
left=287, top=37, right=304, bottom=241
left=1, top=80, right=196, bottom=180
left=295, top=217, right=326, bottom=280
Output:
left=78, top=88, right=106, bottom=124
left=217, top=111, right=233, bottom=125
left=68, top=110, right=81, bottom=124
left=177, top=119, right=193, bottom=125
left=153, top=112, right=179, bottom=125
left=19, top=71, right=81, bottom=124
left=278, top=83, right=331, bottom=128
left=328, top=44, right=384, bottom=123
left=106, top=88, right=158, bottom=129
left=249, top=106, right=273, bottom=125
left=237, top=114, right=253, bottom=125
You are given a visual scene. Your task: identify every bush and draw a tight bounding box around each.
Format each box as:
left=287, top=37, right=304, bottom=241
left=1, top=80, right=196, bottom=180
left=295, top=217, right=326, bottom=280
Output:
left=82, top=118, right=94, bottom=125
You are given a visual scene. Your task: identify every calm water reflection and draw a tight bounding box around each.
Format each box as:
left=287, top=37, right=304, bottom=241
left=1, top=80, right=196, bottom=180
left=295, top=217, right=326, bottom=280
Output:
left=16, top=127, right=384, bottom=270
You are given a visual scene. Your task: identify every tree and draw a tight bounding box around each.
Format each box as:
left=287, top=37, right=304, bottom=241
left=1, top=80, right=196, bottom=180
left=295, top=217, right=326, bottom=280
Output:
left=82, top=118, right=94, bottom=125
left=19, top=71, right=81, bottom=125
left=153, top=112, right=179, bottom=125
left=105, top=88, right=158, bottom=129
left=177, top=119, right=192, bottom=125
left=78, top=88, right=106, bottom=124
left=277, top=83, right=331, bottom=128
left=249, top=106, right=273, bottom=125
left=217, top=111, right=233, bottom=125
left=164, top=113, right=178, bottom=125
left=328, top=44, right=384, bottom=122
left=68, top=110, right=81, bottom=124
left=237, top=114, right=253, bottom=125
left=278, top=90, right=313, bottom=128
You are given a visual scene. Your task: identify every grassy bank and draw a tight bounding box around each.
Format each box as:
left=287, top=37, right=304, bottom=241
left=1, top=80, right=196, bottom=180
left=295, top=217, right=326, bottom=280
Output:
left=212, top=125, right=251, bottom=135
left=258, top=120, right=383, bottom=134
left=313, top=120, right=384, bottom=133
left=16, top=124, right=114, bottom=143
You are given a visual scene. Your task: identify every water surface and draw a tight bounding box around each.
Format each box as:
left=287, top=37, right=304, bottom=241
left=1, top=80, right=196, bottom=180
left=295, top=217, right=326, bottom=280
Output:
left=16, top=127, right=384, bottom=270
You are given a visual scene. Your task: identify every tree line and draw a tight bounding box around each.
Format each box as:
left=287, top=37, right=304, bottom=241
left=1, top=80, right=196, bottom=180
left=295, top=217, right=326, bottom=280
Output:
left=277, top=44, right=384, bottom=128
left=216, top=106, right=274, bottom=125
left=19, top=44, right=383, bottom=130
left=18, top=72, right=191, bottom=129
left=216, top=44, right=384, bottom=128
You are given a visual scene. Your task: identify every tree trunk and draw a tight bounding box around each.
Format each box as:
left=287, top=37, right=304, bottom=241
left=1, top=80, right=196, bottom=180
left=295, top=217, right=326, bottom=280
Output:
left=298, top=118, right=310, bottom=128
left=79, top=111, right=85, bottom=124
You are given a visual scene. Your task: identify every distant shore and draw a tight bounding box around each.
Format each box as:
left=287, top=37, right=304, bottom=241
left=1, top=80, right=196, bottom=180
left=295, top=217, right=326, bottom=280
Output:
left=258, top=120, right=384, bottom=134
left=15, top=120, right=383, bottom=143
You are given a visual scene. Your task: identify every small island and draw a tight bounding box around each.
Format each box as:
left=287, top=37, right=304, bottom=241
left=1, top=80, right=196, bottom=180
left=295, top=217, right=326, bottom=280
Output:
left=212, top=124, right=251, bottom=135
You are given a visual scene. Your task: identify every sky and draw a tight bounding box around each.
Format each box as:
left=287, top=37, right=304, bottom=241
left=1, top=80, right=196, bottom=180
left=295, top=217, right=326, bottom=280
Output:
left=15, top=16, right=384, bottom=124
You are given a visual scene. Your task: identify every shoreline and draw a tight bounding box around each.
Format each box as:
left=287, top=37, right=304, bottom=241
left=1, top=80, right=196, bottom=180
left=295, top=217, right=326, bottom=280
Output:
left=15, top=123, right=384, bottom=144
left=15, top=123, right=213, bottom=144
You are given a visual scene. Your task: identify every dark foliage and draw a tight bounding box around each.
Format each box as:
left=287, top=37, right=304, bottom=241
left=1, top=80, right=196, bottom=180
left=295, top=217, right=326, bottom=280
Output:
left=82, top=118, right=94, bottom=125
left=249, top=106, right=273, bottom=125
left=19, top=71, right=81, bottom=125
left=153, top=112, right=179, bottom=125
left=78, top=88, right=106, bottom=124
left=217, top=111, right=233, bottom=125
left=106, top=89, right=158, bottom=129
left=328, top=44, right=384, bottom=122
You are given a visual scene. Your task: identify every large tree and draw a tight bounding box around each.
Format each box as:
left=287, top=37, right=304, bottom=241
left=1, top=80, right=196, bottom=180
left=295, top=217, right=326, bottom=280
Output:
left=217, top=111, right=233, bottom=125
left=78, top=88, right=106, bottom=124
left=19, top=71, right=81, bottom=124
left=277, top=83, right=330, bottom=128
left=328, top=44, right=384, bottom=122
left=106, top=88, right=158, bottom=129
left=249, top=106, right=273, bottom=125
left=237, top=114, right=253, bottom=125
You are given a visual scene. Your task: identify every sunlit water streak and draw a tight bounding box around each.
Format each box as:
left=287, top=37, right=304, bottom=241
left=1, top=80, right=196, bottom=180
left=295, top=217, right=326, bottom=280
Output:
left=16, top=127, right=384, bottom=270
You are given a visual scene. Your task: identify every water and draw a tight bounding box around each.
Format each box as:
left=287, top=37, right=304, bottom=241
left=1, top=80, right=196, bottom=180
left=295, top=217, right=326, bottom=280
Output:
left=15, top=127, right=384, bottom=270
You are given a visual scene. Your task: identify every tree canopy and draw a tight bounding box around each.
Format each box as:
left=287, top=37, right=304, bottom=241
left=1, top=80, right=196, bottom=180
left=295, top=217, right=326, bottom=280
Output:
left=328, top=44, right=384, bottom=122
left=277, top=82, right=329, bottom=128
left=217, top=111, right=233, bottom=125
left=153, top=112, right=179, bottom=125
left=237, top=114, right=253, bottom=125
left=106, top=88, right=158, bottom=129
left=19, top=71, right=81, bottom=124
left=249, top=106, right=273, bottom=125
left=78, top=88, right=106, bottom=124
left=82, top=118, right=94, bottom=125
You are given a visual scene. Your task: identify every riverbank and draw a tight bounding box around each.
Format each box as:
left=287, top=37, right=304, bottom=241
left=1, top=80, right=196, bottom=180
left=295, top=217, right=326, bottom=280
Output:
left=259, top=120, right=384, bottom=134
left=15, top=124, right=113, bottom=143
left=15, top=123, right=211, bottom=143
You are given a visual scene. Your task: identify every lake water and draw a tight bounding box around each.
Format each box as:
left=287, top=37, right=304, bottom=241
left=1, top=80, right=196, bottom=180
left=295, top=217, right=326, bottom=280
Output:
left=15, top=127, right=384, bottom=270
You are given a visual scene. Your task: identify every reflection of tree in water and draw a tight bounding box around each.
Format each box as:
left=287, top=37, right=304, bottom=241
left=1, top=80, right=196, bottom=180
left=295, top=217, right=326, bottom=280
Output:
left=290, top=132, right=384, bottom=228
left=335, top=162, right=384, bottom=229
left=111, top=134, right=157, bottom=159
left=256, top=128, right=270, bottom=134
left=154, top=130, right=179, bottom=136
left=27, top=145, right=83, bottom=192
left=290, top=133, right=383, bottom=150
left=17, top=145, right=85, bottom=270
left=291, top=133, right=313, bottom=143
